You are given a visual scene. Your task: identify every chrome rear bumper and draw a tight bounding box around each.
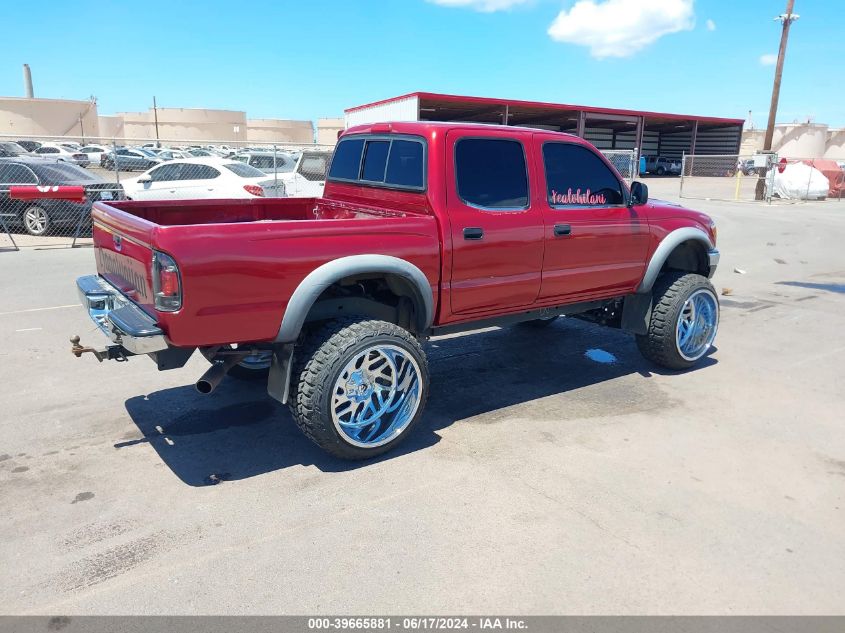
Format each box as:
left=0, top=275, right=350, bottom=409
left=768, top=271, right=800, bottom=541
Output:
left=76, top=275, right=168, bottom=355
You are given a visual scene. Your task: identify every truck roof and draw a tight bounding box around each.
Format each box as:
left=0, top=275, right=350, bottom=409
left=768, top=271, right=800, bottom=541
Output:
left=343, top=120, right=583, bottom=143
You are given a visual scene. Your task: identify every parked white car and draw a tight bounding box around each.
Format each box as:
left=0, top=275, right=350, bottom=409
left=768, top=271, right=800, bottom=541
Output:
left=151, top=149, right=192, bottom=161
left=120, top=157, right=286, bottom=200
left=51, top=140, right=82, bottom=151
left=33, top=144, right=90, bottom=167
left=79, top=144, right=110, bottom=166
left=233, top=150, right=330, bottom=197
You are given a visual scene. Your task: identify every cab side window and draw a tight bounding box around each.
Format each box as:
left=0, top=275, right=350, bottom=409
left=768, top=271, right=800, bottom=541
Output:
left=543, top=143, right=624, bottom=207
left=455, top=138, right=528, bottom=210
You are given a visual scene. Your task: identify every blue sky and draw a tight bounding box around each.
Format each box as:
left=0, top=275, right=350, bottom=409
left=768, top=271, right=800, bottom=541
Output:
left=2, top=0, right=840, bottom=126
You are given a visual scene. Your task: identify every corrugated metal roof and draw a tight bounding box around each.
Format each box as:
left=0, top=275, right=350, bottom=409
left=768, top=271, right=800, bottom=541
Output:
left=345, top=91, right=744, bottom=126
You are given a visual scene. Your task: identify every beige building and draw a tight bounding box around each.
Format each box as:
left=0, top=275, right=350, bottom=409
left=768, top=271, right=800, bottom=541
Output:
left=0, top=96, right=99, bottom=139
left=92, top=108, right=323, bottom=145
left=108, top=108, right=249, bottom=143
left=247, top=119, right=314, bottom=144
left=316, top=117, right=344, bottom=145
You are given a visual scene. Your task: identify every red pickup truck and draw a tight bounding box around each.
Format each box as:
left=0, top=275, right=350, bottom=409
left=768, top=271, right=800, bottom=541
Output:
left=73, top=121, right=720, bottom=459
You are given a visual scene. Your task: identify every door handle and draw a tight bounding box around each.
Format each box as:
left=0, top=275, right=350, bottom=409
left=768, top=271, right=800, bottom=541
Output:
left=554, top=223, right=572, bottom=237
left=463, top=227, right=484, bottom=240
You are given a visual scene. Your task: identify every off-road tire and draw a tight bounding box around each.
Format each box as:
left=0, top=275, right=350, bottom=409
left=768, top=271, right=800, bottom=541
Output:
left=636, top=272, right=718, bottom=370
left=289, top=318, right=429, bottom=460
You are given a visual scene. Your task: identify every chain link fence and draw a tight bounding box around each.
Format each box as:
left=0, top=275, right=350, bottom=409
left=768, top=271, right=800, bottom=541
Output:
left=599, top=149, right=636, bottom=183
left=0, top=134, right=335, bottom=247
left=680, top=153, right=845, bottom=203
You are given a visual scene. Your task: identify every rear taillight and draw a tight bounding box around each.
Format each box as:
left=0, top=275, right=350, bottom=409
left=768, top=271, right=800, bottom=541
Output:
left=152, top=250, right=182, bottom=312
left=243, top=184, right=264, bottom=197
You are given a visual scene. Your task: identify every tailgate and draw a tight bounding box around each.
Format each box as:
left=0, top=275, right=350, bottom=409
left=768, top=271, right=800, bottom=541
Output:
left=91, top=201, right=157, bottom=311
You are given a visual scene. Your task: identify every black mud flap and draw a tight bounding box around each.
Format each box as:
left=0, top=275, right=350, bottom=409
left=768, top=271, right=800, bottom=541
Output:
left=621, top=294, right=653, bottom=335
left=267, top=344, right=295, bottom=405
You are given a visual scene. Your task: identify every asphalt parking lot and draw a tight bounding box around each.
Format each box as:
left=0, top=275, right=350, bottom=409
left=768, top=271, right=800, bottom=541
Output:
left=1, top=181, right=844, bottom=614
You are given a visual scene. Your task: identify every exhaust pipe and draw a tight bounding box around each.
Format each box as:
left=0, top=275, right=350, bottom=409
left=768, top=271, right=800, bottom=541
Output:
left=196, top=354, right=245, bottom=394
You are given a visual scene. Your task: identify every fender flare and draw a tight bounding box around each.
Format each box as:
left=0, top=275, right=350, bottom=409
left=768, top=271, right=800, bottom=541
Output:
left=275, top=254, right=434, bottom=343
left=636, top=227, right=714, bottom=294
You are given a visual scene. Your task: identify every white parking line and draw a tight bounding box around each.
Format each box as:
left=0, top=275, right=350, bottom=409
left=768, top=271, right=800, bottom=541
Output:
left=15, top=327, right=43, bottom=332
left=0, top=304, right=78, bottom=317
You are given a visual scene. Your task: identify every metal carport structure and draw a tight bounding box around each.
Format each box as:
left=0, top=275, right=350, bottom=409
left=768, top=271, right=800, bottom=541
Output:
left=344, top=92, right=744, bottom=160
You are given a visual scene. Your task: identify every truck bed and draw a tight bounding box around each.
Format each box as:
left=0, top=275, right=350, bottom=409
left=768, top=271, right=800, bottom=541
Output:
left=102, top=197, right=359, bottom=226
left=89, top=196, right=441, bottom=347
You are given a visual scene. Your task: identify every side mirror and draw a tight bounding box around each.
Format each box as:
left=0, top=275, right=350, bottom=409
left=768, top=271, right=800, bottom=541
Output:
left=137, top=174, right=152, bottom=184
left=630, top=181, right=648, bottom=206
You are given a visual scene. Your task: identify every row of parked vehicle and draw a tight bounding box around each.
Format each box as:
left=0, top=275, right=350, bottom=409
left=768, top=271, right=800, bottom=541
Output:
left=112, top=146, right=331, bottom=199
left=0, top=140, right=333, bottom=236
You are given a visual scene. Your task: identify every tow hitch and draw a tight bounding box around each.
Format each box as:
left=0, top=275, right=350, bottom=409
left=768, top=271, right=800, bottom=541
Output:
left=70, top=335, right=134, bottom=362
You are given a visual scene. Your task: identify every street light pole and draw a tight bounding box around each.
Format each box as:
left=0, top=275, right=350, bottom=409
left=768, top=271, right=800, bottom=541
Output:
left=756, top=0, right=799, bottom=200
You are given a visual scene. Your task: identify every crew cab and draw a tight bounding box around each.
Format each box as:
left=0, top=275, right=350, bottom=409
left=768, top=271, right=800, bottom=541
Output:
left=72, top=121, right=720, bottom=460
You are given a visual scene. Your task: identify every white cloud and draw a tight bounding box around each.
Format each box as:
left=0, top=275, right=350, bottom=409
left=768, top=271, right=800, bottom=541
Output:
left=706, top=18, right=716, bottom=31
left=547, top=0, right=695, bottom=59
left=427, top=0, right=530, bottom=11
left=760, top=53, right=778, bottom=66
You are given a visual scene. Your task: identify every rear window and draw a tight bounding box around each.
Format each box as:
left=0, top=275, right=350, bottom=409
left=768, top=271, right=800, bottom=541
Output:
left=361, top=140, right=390, bottom=181
left=223, top=162, right=266, bottom=178
left=455, top=138, right=528, bottom=209
left=329, top=135, right=425, bottom=190
left=329, top=138, right=365, bottom=181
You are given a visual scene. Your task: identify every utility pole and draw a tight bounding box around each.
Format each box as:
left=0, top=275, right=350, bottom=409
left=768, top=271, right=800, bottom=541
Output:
left=153, top=96, right=161, bottom=147
left=756, top=0, right=799, bottom=199
left=764, top=0, right=798, bottom=151
left=79, top=114, right=85, bottom=145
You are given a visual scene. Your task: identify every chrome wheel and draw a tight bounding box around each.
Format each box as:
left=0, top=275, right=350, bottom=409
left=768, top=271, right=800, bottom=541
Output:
left=23, top=207, right=49, bottom=236
left=331, top=344, right=423, bottom=448
left=675, top=288, right=719, bottom=361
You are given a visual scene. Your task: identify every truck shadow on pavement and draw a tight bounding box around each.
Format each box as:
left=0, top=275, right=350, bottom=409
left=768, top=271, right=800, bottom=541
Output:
left=121, top=318, right=716, bottom=486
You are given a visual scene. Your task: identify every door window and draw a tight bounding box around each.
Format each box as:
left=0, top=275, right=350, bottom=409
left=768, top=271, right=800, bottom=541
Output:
left=455, top=138, right=528, bottom=210
left=148, top=164, right=181, bottom=182
left=0, top=163, right=38, bottom=184
left=542, top=143, right=624, bottom=207
left=181, top=165, right=220, bottom=180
